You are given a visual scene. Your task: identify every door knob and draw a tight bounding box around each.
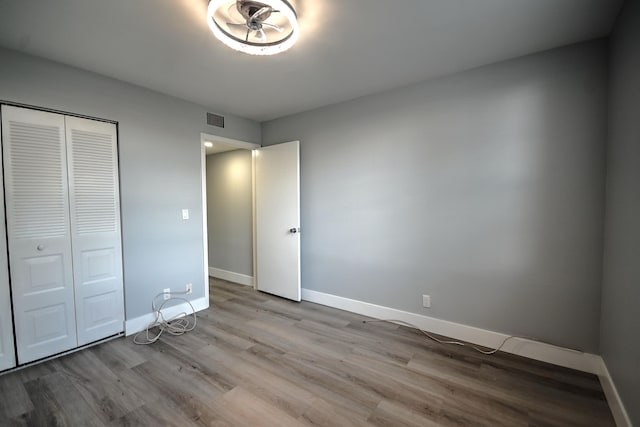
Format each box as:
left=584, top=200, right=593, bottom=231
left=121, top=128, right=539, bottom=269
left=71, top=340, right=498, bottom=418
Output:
left=36, top=244, right=45, bottom=251
left=289, top=227, right=300, bottom=234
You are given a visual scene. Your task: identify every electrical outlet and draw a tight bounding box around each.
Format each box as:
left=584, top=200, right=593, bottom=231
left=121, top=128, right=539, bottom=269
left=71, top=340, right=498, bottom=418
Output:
left=163, top=288, right=170, bottom=300
left=422, top=294, right=431, bottom=308
left=186, top=283, right=193, bottom=294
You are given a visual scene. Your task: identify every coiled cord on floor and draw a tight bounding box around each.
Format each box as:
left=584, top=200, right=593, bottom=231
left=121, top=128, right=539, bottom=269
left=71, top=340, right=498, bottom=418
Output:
left=363, top=318, right=541, bottom=355
left=133, top=291, right=197, bottom=345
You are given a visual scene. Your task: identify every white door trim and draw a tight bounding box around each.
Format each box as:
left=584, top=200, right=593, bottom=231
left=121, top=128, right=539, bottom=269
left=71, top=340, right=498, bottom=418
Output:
left=201, top=137, right=208, bottom=300
left=252, top=149, right=257, bottom=290
left=200, top=133, right=260, bottom=293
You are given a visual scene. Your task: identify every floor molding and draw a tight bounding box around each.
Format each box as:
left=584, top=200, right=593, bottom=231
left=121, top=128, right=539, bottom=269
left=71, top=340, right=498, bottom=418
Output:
left=301, top=289, right=602, bottom=374
left=124, top=296, right=209, bottom=336
left=209, top=267, right=254, bottom=287
left=597, top=358, right=632, bottom=427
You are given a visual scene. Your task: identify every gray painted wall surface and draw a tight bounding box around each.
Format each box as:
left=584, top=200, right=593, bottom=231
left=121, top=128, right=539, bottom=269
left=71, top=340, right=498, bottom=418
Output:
left=601, top=1, right=640, bottom=423
left=263, top=40, right=607, bottom=352
left=206, top=150, right=253, bottom=276
left=0, top=47, right=260, bottom=320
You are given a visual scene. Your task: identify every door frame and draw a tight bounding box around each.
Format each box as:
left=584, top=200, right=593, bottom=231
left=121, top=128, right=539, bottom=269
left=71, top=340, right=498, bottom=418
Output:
left=200, top=133, right=261, bottom=292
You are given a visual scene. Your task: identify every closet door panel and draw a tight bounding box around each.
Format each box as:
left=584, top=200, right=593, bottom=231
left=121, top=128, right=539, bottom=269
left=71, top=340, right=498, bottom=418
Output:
left=0, top=270, right=15, bottom=371
left=1, top=105, right=77, bottom=364
left=0, top=116, right=15, bottom=370
left=66, top=116, right=124, bottom=346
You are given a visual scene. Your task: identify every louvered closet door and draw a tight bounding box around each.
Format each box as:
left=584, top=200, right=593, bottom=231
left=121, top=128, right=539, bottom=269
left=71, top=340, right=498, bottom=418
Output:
left=0, top=136, right=15, bottom=371
left=1, top=105, right=77, bottom=364
left=66, top=116, right=124, bottom=346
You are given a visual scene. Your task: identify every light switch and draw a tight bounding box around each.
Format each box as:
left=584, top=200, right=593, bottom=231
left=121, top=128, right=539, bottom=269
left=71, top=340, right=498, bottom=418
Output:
left=182, top=209, right=189, bottom=220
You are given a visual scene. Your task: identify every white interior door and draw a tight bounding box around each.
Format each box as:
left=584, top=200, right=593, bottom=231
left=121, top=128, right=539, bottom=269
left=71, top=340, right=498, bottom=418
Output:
left=0, top=140, right=16, bottom=371
left=255, top=141, right=301, bottom=301
left=66, top=116, right=124, bottom=346
left=2, top=105, right=77, bottom=364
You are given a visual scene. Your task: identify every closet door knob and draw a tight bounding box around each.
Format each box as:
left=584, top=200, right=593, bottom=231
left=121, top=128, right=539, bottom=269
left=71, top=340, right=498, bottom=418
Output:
left=36, top=244, right=45, bottom=251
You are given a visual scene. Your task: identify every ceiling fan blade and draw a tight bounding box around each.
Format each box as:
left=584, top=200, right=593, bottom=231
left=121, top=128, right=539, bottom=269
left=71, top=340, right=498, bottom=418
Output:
left=251, top=6, right=271, bottom=21
left=226, top=22, right=248, bottom=28
left=261, top=23, right=284, bottom=32
left=255, top=28, right=266, bottom=42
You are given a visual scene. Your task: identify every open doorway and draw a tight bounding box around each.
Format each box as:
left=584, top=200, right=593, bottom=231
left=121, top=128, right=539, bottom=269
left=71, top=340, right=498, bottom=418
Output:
left=201, top=133, right=259, bottom=291
left=201, top=134, right=302, bottom=301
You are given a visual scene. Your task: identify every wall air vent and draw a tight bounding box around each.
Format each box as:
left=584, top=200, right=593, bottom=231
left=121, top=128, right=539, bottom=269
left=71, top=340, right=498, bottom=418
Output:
left=206, top=112, right=225, bottom=128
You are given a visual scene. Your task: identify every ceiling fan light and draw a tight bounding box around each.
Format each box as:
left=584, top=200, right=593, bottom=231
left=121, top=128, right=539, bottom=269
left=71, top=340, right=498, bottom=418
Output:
left=207, top=0, right=299, bottom=56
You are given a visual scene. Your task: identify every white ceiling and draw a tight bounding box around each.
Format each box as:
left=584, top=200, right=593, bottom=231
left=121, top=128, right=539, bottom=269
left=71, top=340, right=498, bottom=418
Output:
left=205, top=143, right=243, bottom=156
left=204, top=144, right=239, bottom=156
left=0, top=0, right=623, bottom=122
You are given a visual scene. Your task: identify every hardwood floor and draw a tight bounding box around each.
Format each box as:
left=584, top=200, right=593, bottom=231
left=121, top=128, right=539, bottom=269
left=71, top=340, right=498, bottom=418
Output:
left=0, top=278, right=615, bottom=426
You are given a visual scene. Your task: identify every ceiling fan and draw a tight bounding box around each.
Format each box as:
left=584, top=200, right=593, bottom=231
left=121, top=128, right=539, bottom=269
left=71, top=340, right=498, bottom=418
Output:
left=207, top=0, right=299, bottom=55
left=226, top=0, right=285, bottom=42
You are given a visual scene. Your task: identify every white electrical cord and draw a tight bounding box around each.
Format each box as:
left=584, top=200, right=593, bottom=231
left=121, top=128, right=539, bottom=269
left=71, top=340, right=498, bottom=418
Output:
left=363, top=318, right=541, bottom=355
left=133, top=290, right=197, bottom=345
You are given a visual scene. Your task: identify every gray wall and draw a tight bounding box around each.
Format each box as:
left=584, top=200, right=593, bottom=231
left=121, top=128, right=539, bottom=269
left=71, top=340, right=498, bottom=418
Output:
left=206, top=150, right=253, bottom=276
left=601, top=0, right=640, bottom=423
left=262, top=40, right=607, bottom=352
left=0, top=46, right=260, bottom=320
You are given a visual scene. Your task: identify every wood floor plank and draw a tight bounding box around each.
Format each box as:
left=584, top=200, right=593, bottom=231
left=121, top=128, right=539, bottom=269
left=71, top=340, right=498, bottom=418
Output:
left=0, top=277, right=615, bottom=426
left=407, top=352, right=609, bottom=426
left=298, top=397, right=375, bottom=427
left=55, top=350, right=146, bottom=424
left=89, top=338, right=148, bottom=373
left=296, top=318, right=415, bottom=366
left=245, top=317, right=353, bottom=360
left=368, top=399, right=442, bottom=427
left=196, top=345, right=316, bottom=419
left=336, top=353, right=446, bottom=420
left=235, top=344, right=378, bottom=421
left=12, top=360, right=57, bottom=384
left=0, top=372, right=34, bottom=420
left=109, top=401, right=201, bottom=427
left=129, top=359, right=230, bottom=425
left=214, top=386, right=305, bottom=427
left=263, top=299, right=352, bottom=329
left=23, top=371, right=105, bottom=426
left=194, top=316, right=256, bottom=352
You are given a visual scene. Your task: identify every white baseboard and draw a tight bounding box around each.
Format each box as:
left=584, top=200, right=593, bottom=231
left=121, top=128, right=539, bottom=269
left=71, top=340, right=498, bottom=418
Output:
left=124, top=296, right=209, bottom=336
left=209, top=267, right=254, bottom=287
left=301, top=289, right=602, bottom=375
left=597, top=358, right=632, bottom=427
